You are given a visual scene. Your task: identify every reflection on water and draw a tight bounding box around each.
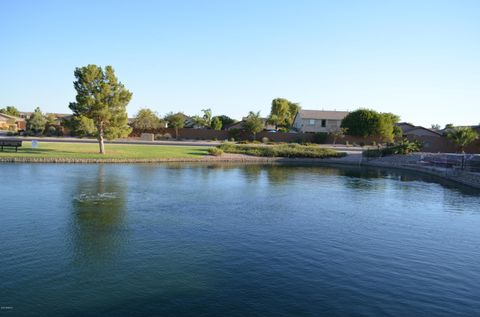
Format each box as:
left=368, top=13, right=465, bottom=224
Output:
left=1, top=163, right=480, bottom=317
left=70, top=165, right=127, bottom=263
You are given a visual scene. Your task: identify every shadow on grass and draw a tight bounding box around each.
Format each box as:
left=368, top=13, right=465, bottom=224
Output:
left=8, top=148, right=58, bottom=154
left=187, top=150, right=209, bottom=156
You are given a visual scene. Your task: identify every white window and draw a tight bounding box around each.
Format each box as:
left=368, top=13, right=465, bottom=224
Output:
left=309, top=119, right=315, bottom=125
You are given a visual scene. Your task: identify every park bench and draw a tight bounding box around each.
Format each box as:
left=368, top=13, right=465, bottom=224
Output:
left=0, top=139, right=22, bottom=152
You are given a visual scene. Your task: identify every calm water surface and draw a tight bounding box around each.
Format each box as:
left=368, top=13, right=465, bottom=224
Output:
left=1, top=163, right=480, bottom=317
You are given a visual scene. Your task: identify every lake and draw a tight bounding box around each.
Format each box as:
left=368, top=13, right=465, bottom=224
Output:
left=1, top=163, right=480, bottom=317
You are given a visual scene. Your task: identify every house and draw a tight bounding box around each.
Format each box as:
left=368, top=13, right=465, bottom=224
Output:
left=396, top=122, right=417, bottom=134
left=292, top=110, right=349, bottom=133
left=224, top=118, right=275, bottom=131
left=396, top=122, right=442, bottom=138
left=0, top=113, right=26, bottom=131
left=224, top=121, right=244, bottom=131
left=442, top=125, right=480, bottom=135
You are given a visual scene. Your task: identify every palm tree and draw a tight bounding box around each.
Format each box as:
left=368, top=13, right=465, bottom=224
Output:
left=243, top=111, right=264, bottom=141
left=446, top=127, right=478, bottom=153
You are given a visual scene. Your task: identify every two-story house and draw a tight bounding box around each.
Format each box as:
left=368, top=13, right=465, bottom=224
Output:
left=292, top=110, right=349, bottom=133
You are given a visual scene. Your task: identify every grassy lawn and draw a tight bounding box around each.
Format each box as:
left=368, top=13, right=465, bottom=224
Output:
left=0, top=142, right=209, bottom=160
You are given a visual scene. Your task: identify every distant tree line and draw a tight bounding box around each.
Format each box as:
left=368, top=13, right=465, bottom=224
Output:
left=6, top=64, right=478, bottom=154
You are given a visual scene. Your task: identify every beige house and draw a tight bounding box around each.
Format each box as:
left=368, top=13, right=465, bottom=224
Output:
left=292, top=110, right=349, bottom=133
left=0, top=113, right=25, bottom=131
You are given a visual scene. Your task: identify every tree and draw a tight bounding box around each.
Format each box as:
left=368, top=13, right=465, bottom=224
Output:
left=0, top=106, right=20, bottom=117
left=445, top=123, right=454, bottom=129
left=165, top=112, right=185, bottom=139
left=446, top=127, right=479, bottom=153
left=201, top=108, right=212, bottom=127
left=431, top=124, right=441, bottom=130
left=69, top=115, right=96, bottom=137
left=211, top=116, right=222, bottom=130
left=268, top=98, right=300, bottom=129
left=243, top=111, right=264, bottom=140
left=131, top=108, right=162, bottom=131
left=213, top=115, right=236, bottom=128
left=268, top=99, right=289, bottom=129
left=190, top=108, right=213, bottom=128
left=191, top=115, right=206, bottom=128
left=69, top=65, right=132, bottom=154
left=331, top=128, right=347, bottom=145
left=45, top=113, right=57, bottom=126
left=288, top=102, right=301, bottom=125
left=376, top=113, right=400, bottom=143
left=27, top=107, right=47, bottom=135
left=341, top=109, right=400, bottom=142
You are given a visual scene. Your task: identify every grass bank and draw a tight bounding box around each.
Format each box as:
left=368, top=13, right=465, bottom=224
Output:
left=218, top=143, right=346, bottom=159
left=0, top=142, right=209, bottom=161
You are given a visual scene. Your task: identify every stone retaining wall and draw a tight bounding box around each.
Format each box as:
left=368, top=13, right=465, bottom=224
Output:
left=363, top=153, right=480, bottom=190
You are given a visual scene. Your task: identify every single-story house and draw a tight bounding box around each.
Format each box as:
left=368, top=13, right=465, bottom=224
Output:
left=292, top=110, right=349, bottom=133
left=224, top=118, right=275, bottom=131
left=396, top=122, right=442, bottom=138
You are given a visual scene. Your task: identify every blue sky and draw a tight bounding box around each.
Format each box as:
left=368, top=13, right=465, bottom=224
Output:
left=1, top=0, right=479, bottom=127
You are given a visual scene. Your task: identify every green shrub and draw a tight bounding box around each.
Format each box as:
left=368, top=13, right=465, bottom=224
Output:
left=208, top=147, right=224, bottom=156
left=313, top=132, right=328, bottom=144
left=46, top=126, right=57, bottom=136
left=228, top=128, right=241, bottom=141
left=363, top=139, right=422, bottom=157
left=155, top=133, right=173, bottom=140
left=217, top=143, right=345, bottom=159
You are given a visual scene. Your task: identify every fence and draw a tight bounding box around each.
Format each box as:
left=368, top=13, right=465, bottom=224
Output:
left=416, top=153, right=480, bottom=174
left=129, top=128, right=480, bottom=154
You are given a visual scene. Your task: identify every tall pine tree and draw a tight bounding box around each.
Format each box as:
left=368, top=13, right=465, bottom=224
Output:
left=69, top=65, right=132, bottom=154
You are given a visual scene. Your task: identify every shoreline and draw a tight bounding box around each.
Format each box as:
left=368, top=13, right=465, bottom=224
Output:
left=1, top=153, right=479, bottom=190
left=0, top=153, right=359, bottom=164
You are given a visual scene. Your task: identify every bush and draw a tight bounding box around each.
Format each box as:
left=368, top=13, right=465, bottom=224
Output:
left=228, top=128, right=241, bottom=141
left=155, top=133, right=173, bottom=140
left=238, top=140, right=261, bottom=144
left=46, top=126, right=57, bottom=136
left=217, top=143, right=346, bottom=159
left=363, top=139, right=422, bottom=157
left=313, top=132, right=328, bottom=144
left=208, top=147, right=224, bottom=156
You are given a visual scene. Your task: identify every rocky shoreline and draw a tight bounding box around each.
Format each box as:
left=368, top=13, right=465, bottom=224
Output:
left=363, top=153, right=480, bottom=190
